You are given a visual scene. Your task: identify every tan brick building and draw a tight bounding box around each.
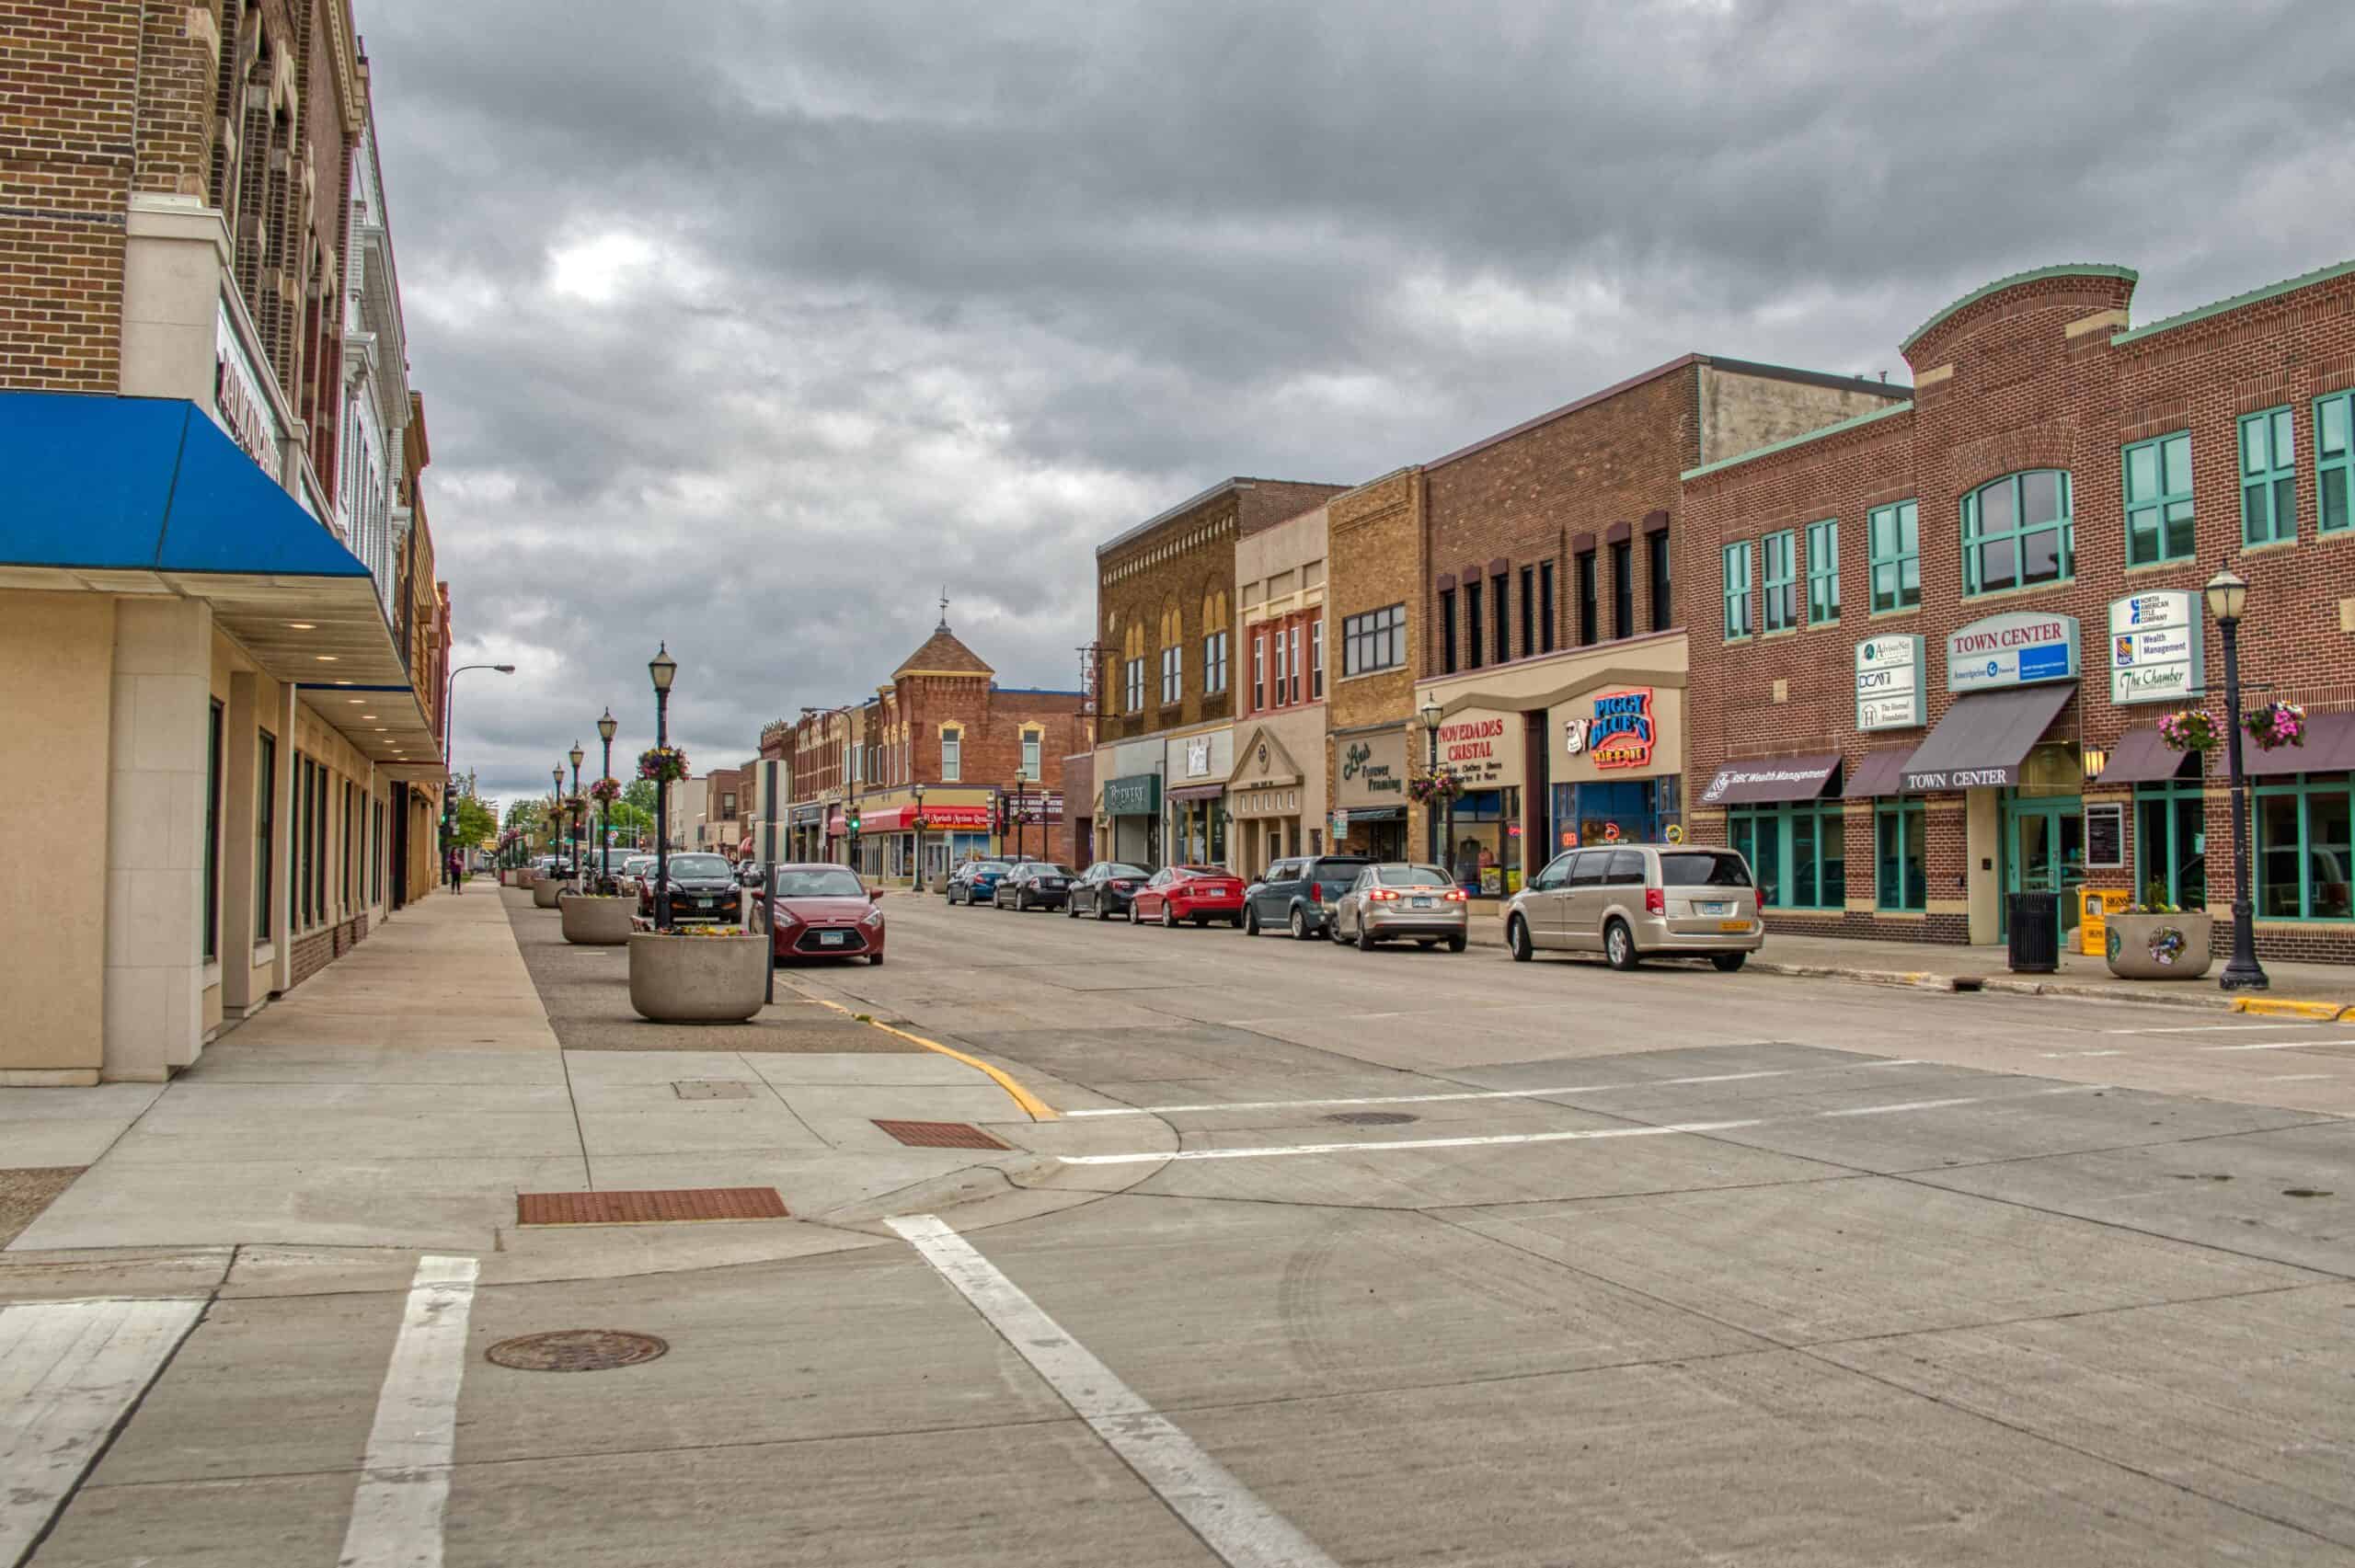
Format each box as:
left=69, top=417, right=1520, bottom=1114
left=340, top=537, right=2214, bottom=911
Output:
left=1325, top=468, right=1429, bottom=863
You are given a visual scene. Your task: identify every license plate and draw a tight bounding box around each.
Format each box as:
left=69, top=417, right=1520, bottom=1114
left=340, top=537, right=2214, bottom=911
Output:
left=1411, top=897, right=1433, bottom=909
left=695, top=898, right=714, bottom=908
left=1718, top=919, right=1749, bottom=933
left=819, top=931, right=846, bottom=946
left=1044, top=880, right=1064, bottom=888
left=1698, top=901, right=1728, bottom=916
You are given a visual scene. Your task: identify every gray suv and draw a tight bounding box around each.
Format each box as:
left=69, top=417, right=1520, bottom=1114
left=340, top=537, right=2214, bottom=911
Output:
left=1502, top=844, right=1762, bottom=970
left=1243, top=854, right=1372, bottom=940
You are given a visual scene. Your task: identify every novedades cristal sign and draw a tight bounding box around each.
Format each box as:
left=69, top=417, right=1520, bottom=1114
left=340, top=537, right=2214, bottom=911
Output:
left=1438, top=712, right=1519, bottom=788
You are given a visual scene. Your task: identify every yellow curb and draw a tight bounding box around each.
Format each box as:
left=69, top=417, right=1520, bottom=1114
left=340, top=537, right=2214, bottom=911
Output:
left=804, top=996, right=1059, bottom=1121
left=2229, top=997, right=2353, bottom=1022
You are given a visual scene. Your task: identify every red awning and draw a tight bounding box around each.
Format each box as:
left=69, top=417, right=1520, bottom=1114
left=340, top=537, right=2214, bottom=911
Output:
left=1843, top=747, right=1917, bottom=799
left=1167, top=784, right=1225, bottom=804
left=737, top=836, right=753, bottom=856
left=2097, top=727, right=2201, bottom=785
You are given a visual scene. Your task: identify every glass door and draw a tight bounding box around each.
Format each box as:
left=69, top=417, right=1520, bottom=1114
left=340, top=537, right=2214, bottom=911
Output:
left=2005, top=795, right=2085, bottom=933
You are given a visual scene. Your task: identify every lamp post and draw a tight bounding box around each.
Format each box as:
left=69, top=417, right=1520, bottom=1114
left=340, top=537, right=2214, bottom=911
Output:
left=649, top=644, right=677, bottom=930
left=596, top=707, right=617, bottom=890
left=550, top=766, right=565, bottom=878
left=1419, top=698, right=1443, bottom=865
left=912, top=780, right=926, bottom=891
left=2205, top=568, right=2269, bottom=992
left=568, top=742, right=585, bottom=889
left=440, top=661, right=515, bottom=852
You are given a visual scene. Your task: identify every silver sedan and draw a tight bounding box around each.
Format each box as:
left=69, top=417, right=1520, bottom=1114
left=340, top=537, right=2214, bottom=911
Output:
left=1327, top=864, right=1469, bottom=952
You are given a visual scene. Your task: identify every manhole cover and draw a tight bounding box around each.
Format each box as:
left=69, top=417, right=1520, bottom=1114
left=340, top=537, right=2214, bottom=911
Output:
left=874, top=1119, right=1010, bottom=1150
left=517, top=1187, right=788, bottom=1225
left=1325, top=1111, right=1419, bottom=1127
left=486, top=1330, right=669, bottom=1373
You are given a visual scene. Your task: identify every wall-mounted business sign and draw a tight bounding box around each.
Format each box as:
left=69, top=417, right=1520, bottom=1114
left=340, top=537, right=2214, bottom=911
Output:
left=1946, top=612, right=2080, bottom=693
left=1337, top=732, right=1408, bottom=808
left=1103, top=773, right=1161, bottom=817
left=2108, top=590, right=2204, bottom=705
left=1855, top=634, right=1924, bottom=732
left=1562, top=689, right=1656, bottom=770
left=1438, top=709, right=1522, bottom=789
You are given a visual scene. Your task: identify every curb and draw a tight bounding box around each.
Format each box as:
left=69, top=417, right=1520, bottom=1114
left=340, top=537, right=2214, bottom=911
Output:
left=2232, top=997, right=2355, bottom=1022
left=799, top=995, right=1060, bottom=1121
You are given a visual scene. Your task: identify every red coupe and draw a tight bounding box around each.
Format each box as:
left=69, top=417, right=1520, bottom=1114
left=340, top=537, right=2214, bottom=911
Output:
left=749, top=864, right=888, bottom=965
left=1130, top=864, right=1246, bottom=928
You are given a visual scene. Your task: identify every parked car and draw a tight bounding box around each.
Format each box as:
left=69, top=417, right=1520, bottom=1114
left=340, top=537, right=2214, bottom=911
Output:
left=638, top=852, right=742, bottom=925
left=749, top=864, right=886, bottom=966
left=1131, top=864, right=1246, bottom=928
left=996, top=863, right=1076, bottom=910
left=737, top=861, right=766, bottom=889
left=1067, top=862, right=1152, bottom=920
left=615, top=854, right=658, bottom=898
left=1502, top=844, right=1761, bottom=970
left=1243, top=853, right=1372, bottom=940
left=948, top=860, right=1015, bottom=906
left=1327, top=863, right=1468, bottom=952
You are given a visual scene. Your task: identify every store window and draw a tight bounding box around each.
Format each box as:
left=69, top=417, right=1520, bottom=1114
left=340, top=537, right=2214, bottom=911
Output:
left=941, top=727, right=961, bottom=782
left=1342, top=604, right=1405, bottom=675
left=256, top=732, right=275, bottom=941
left=2135, top=777, right=2206, bottom=910
left=1728, top=801, right=1844, bottom=909
left=1868, top=499, right=1919, bottom=612
left=1805, top=518, right=1838, bottom=624
left=2239, top=406, right=2297, bottom=546
left=1963, top=470, right=2073, bottom=594
left=1647, top=531, right=1670, bottom=633
left=2316, top=391, right=2350, bottom=535
left=1610, top=541, right=1633, bottom=639
left=2254, top=773, right=2353, bottom=920
left=1578, top=551, right=1598, bottom=646
left=204, top=701, right=222, bottom=962
left=1540, top=560, right=1557, bottom=652
left=1875, top=799, right=1925, bottom=911
left=2122, top=431, right=2195, bottom=566
left=1722, top=541, right=1752, bottom=640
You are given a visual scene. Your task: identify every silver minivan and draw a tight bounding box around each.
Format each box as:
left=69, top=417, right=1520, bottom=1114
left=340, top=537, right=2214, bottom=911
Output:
left=1502, top=843, right=1762, bottom=970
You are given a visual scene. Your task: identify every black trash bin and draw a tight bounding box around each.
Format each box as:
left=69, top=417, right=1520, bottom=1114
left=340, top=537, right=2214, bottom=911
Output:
left=2007, top=891, right=2061, bottom=973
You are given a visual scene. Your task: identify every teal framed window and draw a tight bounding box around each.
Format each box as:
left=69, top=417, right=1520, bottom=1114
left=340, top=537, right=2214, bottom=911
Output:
left=2121, top=432, right=2194, bottom=567
left=2254, top=774, right=2353, bottom=921
left=1962, top=470, right=2072, bottom=595
left=2317, top=391, right=2351, bottom=535
left=2239, top=406, right=2297, bottom=545
left=1867, top=500, right=1918, bottom=612
left=2135, top=777, right=2207, bottom=910
left=1722, top=541, right=1752, bottom=641
left=1805, top=518, right=1839, bottom=624
left=1762, top=530, right=1797, bottom=633
left=1875, top=800, right=1925, bottom=911
left=1729, top=800, right=1845, bottom=910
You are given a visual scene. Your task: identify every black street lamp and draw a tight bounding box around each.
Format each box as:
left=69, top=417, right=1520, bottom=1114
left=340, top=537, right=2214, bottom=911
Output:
left=1419, top=698, right=1443, bottom=865
left=912, top=780, right=926, bottom=890
left=597, top=707, right=617, bottom=890
left=649, top=644, right=677, bottom=930
left=2206, top=567, right=2269, bottom=992
left=569, top=741, right=585, bottom=889
left=550, top=765, right=565, bottom=876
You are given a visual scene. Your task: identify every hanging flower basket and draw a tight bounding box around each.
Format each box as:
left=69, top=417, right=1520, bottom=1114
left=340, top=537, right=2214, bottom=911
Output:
left=2243, top=701, right=2306, bottom=752
left=1407, top=769, right=1465, bottom=806
left=638, top=746, right=690, bottom=784
left=2156, top=709, right=2218, bottom=754
left=589, top=776, right=623, bottom=806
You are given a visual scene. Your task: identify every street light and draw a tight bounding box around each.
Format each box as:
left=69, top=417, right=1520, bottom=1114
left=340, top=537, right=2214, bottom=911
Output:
left=1419, top=698, right=1444, bottom=865
left=596, top=707, right=617, bottom=889
left=2205, top=567, right=2268, bottom=992
left=649, top=644, right=677, bottom=930
left=440, top=661, right=515, bottom=855
left=551, top=765, right=564, bottom=875
left=912, top=780, right=926, bottom=891
left=569, top=742, right=585, bottom=889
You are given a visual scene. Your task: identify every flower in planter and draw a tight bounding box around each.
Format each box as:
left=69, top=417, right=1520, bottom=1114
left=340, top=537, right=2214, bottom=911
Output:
left=2156, top=708, right=2218, bottom=754
left=638, top=746, right=690, bottom=784
left=2243, top=700, right=2306, bottom=752
left=1408, top=768, right=1465, bottom=805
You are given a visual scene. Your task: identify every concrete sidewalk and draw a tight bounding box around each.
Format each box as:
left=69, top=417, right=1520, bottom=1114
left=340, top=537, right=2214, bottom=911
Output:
left=0, top=879, right=1112, bottom=1277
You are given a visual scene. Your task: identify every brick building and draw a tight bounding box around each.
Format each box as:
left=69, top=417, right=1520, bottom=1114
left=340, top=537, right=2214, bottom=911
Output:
left=1324, top=468, right=1428, bottom=863
left=1230, top=500, right=1332, bottom=876
left=0, top=0, right=449, bottom=1083
left=1093, top=477, right=1344, bottom=866
left=1682, top=258, right=2355, bottom=962
left=1400, top=357, right=1903, bottom=894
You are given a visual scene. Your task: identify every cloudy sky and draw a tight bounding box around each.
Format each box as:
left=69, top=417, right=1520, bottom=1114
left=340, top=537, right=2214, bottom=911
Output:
left=362, top=0, right=2355, bottom=809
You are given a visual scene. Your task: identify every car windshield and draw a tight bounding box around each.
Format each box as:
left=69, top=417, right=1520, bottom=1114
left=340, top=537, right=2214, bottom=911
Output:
left=669, top=855, right=729, bottom=878
left=1377, top=865, right=1451, bottom=887
left=774, top=869, right=866, bottom=898
left=1660, top=852, right=1752, bottom=887
left=972, top=861, right=1010, bottom=875
left=1178, top=866, right=1229, bottom=878
left=1102, top=864, right=1147, bottom=878
left=1032, top=865, right=1074, bottom=877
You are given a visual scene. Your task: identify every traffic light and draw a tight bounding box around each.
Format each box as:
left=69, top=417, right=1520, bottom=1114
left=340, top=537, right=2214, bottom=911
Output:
left=845, top=807, right=861, bottom=839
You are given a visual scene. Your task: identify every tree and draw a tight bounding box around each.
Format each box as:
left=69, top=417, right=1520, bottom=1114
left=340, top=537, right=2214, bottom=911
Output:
left=452, top=794, right=499, bottom=846
left=622, top=778, right=660, bottom=817
left=606, top=799, right=655, bottom=847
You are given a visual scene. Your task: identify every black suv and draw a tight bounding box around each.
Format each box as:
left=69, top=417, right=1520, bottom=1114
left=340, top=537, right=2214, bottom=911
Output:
left=1243, top=854, right=1373, bottom=940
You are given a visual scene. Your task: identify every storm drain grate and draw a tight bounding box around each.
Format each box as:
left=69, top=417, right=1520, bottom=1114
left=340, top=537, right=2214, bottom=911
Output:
left=873, top=1119, right=1010, bottom=1150
left=487, top=1330, right=669, bottom=1373
left=1325, top=1111, right=1420, bottom=1127
left=517, top=1187, right=788, bottom=1225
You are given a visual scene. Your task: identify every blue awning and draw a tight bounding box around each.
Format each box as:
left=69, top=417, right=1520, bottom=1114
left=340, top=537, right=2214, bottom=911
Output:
left=0, top=392, right=367, bottom=578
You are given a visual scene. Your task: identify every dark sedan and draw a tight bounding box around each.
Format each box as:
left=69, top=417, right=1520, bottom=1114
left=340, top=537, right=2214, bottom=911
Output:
left=637, top=852, right=741, bottom=924
left=996, top=863, right=1076, bottom=910
left=948, top=859, right=1014, bottom=906
left=750, top=864, right=886, bottom=965
left=1066, top=862, right=1151, bottom=920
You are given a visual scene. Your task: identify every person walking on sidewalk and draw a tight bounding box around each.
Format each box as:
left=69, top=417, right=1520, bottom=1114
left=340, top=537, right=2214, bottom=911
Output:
left=445, top=848, right=464, bottom=894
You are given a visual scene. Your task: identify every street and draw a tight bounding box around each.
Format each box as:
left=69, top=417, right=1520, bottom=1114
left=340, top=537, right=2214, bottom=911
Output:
left=7, top=888, right=2353, bottom=1565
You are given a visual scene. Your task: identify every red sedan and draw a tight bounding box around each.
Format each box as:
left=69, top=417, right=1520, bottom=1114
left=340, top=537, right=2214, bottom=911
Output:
left=1130, top=864, right=1246, bottom=929
left=749, top=864, right=888, bottom=965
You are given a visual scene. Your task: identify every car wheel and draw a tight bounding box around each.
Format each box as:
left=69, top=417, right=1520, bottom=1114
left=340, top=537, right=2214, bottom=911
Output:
left=1356, top=919, right=1376, bottom=952
left=1711, top=952, right=1748, bottom=972
left=868, top=952, right=885, bottom=966
left=1161, top=901, right=1177, bottom=929
left=1191, top=914, right=1208, bottom=928
left=1066, top=898, right=1078, bottom=919
left=1244, top=905, right=1260, bottom=936
left=1097, top=899, right=1111, bottom=921
left=1016, top=889, right=1029, bottom=911
left=1417, top=939, right=1439, bottom=949
left=1129, top=901, right=1142, bottom=925
left=1447, top=933, right=1467, bottom=954
left=1605, top=919, right=1639, bottom=970
left=1229, top=914, right=1245, bottom=929
left=1507, top=917, right=1534, bottom=962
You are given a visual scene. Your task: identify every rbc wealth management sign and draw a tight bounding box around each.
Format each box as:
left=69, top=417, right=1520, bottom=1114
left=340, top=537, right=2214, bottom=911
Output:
left=2108, top=590, right=2204, bottom=705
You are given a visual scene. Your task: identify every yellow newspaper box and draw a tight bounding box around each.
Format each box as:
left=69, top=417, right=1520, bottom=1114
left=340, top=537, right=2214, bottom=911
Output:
left=2079, top=888, right=2131, bottom=956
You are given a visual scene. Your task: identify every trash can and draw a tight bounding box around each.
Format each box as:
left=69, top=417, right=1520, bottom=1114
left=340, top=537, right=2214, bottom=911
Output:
left=2007, top=891, right=2061, bottom=973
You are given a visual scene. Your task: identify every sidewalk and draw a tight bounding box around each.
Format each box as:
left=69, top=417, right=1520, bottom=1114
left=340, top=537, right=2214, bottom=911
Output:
left=0, top=879, right=1100, bottom=1280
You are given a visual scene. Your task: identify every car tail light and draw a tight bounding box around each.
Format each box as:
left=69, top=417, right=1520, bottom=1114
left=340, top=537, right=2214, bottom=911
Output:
left=1110, top=879, right=1132, bottom=890
left=1443, top=889, right=1468, bottom=902
left=1368, top=888, right=1399, bottom=902
left=1645, top=887, right=1666, bottom=915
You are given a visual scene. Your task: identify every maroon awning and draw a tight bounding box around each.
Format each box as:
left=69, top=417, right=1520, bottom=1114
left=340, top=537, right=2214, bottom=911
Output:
left=1167, top=783, right=1225, bottom=804
left=2245, top=709, right=2355, bottom=776
left=1843, top=747, right=1917, bottom=799
left=1698, top=753, right=1842, bottom=807
left=2097, top=727, right=2200, bottom=785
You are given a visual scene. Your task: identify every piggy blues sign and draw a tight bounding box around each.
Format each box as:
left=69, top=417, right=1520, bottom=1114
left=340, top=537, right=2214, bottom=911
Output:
left=1945, top=612, right=2079, bottom=693
left=2108, top=590, right=2204, bottom=705
left=1855, top=634, right=1924, bottom=732
left=1563, top=690, right=1656, bottom=771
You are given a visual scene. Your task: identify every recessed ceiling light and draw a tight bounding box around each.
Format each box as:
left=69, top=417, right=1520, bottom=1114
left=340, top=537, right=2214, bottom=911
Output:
left=361, top=714, right=375, bottom=720
left=287, top=622, right=316, bottom=630
left=374, top=727, right=388, bottom=733
left=334, top=679, right=351, bottom=686
left=348, top=697, right=365, bottom=704
left=316, top=655, right=339, bottom=663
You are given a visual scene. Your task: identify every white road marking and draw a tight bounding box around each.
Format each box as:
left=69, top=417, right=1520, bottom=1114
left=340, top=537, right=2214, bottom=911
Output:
left=1063, top=1060, right=1925, bottom=1118
left=2102, top=1023, right=2323, bottom=1035
left=0, top=1295, right=205, bottom=1563
left=888, top=1214, right=1337, bottom=1568
left=2267, top=1074, right=2337, bottom=1082
left=2041, top=1049, right=2126, bottom=1059
left=1060, top=1085, right=2106, bottom=1166
left=339, top=1254, right=480, bottom=1568
left=2196, top=1039, right=2353, bottom=1052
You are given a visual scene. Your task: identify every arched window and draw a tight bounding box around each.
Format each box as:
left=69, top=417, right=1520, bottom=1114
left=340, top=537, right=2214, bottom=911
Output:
left=1962, top=471, right=2072, bottom=595
left=1200, top=591, right=1230, bottom=695
left=1159, top=599, right=1183, bottom=705
left=1121, top=624, right=1146, bottom=714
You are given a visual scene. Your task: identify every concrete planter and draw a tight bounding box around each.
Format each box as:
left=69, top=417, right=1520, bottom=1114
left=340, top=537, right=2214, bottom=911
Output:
left=2104, top=912, right=2214, bottom=979
left=561, top=895, right=634, bottom=945
left=532, top=877, right=564, bottom=910
left=627, top=933, right=766, bottom=1023
left=517, top=868, right=538, bottom=889
left=499, top=869, right=514, bottom=887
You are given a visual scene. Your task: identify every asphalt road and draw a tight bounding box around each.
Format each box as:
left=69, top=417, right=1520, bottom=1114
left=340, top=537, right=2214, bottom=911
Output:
left=14, top=892, right=2355, bottom=1566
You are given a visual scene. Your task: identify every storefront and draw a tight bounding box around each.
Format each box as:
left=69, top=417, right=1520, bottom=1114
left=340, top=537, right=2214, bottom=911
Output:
left=1551, top=680, right=1686, bottom=862
left=1229, top=718, right=1326, bottom=876
left=1436, top=707, right=1527, bottom=893
left=1333, top=726, right=1410, bottom=860
left=1164, top=727, right=1233, bottom=868
left=1103, top=771, right=1163, bottom=867
left=787, top=802, right=825, bottom=862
